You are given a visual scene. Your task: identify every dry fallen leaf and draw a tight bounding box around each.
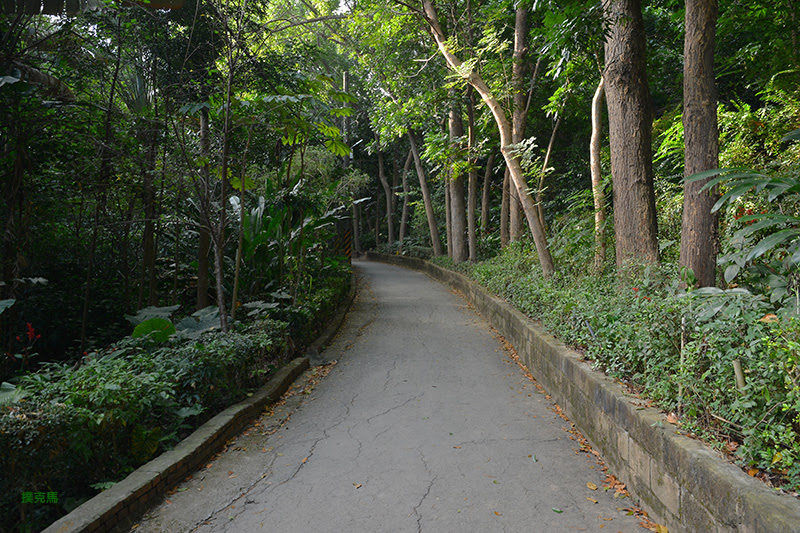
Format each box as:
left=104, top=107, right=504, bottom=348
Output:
left=353, top=483, right=362, bottom=489
left=655, top=524, right=669, bottom=533
left=587, top=481, right=598, bottom=490
left=586, top=497, right=598, bottom=504
left=301, top=457, right=308, bottom=464
left=748, top=467, right=759, bottom=476
left=494, top=511, right=502, bottom=516
left=666, top=412, right=679, bottom=425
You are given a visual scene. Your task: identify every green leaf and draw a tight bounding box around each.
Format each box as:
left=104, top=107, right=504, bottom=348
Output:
left=125, top=304, right=180, bottom=325
left=724, top=264, right=740, bottom=284
left=132, top=317, right=176, bottom=343
left=0, top=382, right=28, bottom=405
left=781, top=129, right=800, bottom=142
left=746, top=229, right=800, bottom=260
left=0, top=299, right=15, bottom=316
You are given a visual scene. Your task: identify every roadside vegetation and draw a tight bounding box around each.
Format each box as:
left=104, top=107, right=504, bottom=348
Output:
left=2, top=0, right=800, bottom=530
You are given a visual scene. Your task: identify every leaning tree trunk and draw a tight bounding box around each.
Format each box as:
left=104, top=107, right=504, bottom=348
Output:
left=679, top=0, right=719, bottom=287
left=603, top=0, right=659, bottom=267
left=591, top=77, right=607, bottom=271
left=422, top=0, right=554, bottom=276
left=408, top=131, right=444, bottom=256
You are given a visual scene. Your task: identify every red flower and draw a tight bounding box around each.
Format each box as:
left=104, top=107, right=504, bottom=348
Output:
left=25, top=323, right=40, bottom=341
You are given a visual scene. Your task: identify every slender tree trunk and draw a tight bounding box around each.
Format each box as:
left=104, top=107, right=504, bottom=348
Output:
left=408, top=131, right=444, bottom=256
left=445, top=184, right=452, bottom=258
left=449, top=97, right=468, bottom=263
left=603, top=0, right=659, bottom=267
left=467, top=91, right=478, bottom=262
left=196, top=107, right=211, bottom=310
left=507, top=5, right=528, bottom=243
left=375, top=134, right=395, bottom=244
left=591, top=77, right=607, bottom=270
left=500, top=169, right=510, bottom=247
left=399, top=149, right=412, bottom=242
left=352, top=203, right=362, bottom=255
left=481, top=152, right=495, bottom=235
left=680, top=0, right=719, bottom=287
left=535, top=114, right=562, bottom=233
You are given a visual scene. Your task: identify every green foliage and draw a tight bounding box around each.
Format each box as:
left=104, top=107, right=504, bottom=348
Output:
left=0, top=264, right=350, bottom=531
left=449, top=235, right=800, bottom=490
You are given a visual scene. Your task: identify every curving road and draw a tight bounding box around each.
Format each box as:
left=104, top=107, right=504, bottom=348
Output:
left=134, top=260, right=645, bottom=532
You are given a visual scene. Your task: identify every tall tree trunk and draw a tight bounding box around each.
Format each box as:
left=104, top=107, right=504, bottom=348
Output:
left=196, top=107, right=211, bottom=310
left=467, top=91, right=478, bottom=262
left=603, top=0, right=659, bottom=267
left=509, top=3, right=527, bottom=244
left=509, top=184, right=524, bottom=241
left=445, top=184, right=452, bottom=258
left=449, top=97, right=468, bottom=263
left=399, top=149, right=412, bottom=242
left=500, top=169, right=510, bottom=247
left=680, top=0, right=719, bottom=287
left=408, top=131, right=444, bottom=256
left=535, top=114, right=562, bottom=233
left=375, top=134, right=395, bottom=244
left=481, top=152, right=495, bottom=235
left=591, top=77, right=607, bottom=270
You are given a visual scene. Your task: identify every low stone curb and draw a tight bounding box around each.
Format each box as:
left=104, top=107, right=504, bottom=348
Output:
left=44, top=273, right=357, bottom=533
left=367, top=252, right=800, bottom=533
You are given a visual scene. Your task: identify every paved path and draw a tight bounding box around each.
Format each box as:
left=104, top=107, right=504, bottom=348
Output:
left=134, top=260, right=645, bottom=532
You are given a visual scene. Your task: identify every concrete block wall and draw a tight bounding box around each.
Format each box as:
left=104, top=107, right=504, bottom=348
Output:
left=368, top=252, right=800, bottom=533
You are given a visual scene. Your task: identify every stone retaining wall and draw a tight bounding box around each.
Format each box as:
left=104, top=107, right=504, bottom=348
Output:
left=367, top=252, right=800, bottom=533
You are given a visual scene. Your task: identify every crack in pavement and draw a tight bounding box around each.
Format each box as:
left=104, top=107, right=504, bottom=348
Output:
left=365, top=393, right=424, bottom=425
left=412, top=449, right=437, bottom=533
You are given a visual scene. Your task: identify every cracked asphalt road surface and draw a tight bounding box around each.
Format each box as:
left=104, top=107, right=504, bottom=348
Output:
left=133, top=260, right=645, bottom=532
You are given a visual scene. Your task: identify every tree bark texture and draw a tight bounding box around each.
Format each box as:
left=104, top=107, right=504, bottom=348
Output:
left=449, top=97, right=468, bottom=263
left=591, top=77, right=608, bottom=270
left=400, top=149, right=412, bottom=242
left=481, top=152, right=495, bottom=235
left=500, top=168, right=510, bottom=247
left=680, top=0, right=720, bottom=287
left=509, top=5, right=527, bottom=243
left=603, top=0, right=659, bottom=266
left=196, top=107, right=212, bottom=310
left=467, top=92, right=479, bottom=262
left=408, top=131, right=444, bottom=256
left=376, top=139, right=395, bottom=244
